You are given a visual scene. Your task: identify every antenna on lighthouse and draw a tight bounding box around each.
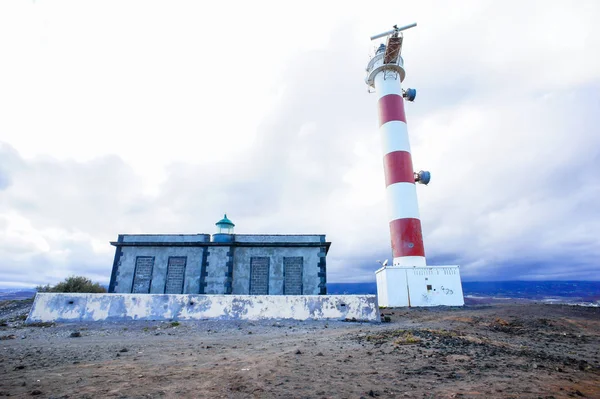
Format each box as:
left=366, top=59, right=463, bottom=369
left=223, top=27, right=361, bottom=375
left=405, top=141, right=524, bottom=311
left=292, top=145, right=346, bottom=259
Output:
left=370, top=23, right=417, bottom=41
left=366, top=22, right=417, bottom=81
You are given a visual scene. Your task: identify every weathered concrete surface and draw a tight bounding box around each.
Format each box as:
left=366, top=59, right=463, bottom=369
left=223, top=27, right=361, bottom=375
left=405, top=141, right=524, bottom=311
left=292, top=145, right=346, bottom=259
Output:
left=376, top=265, right=464, bottom=307
left=26, top=293, right=380, bottom=323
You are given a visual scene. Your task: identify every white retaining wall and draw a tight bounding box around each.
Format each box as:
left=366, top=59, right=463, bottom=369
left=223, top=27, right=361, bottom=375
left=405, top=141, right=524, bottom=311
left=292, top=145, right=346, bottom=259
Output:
left=26, top=293, right=380, bottom=323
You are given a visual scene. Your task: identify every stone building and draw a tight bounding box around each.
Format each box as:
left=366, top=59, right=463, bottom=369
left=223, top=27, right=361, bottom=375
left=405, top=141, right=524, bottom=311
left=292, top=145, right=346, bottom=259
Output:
left=108, top=215, right=330, bottom=295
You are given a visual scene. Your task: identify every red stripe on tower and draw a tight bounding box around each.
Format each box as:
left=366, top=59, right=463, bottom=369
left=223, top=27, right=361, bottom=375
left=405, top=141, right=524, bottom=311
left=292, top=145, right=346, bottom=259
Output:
left=389, top=218, right=425, bottom=258
left=383, top=151, right=415, bottom=186
left=378, top=94, right=406, bottom=126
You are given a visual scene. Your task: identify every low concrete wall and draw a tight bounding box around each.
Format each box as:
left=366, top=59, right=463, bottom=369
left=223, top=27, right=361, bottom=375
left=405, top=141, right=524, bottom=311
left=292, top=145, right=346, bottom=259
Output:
left=26, top=293, right=380, bottom=323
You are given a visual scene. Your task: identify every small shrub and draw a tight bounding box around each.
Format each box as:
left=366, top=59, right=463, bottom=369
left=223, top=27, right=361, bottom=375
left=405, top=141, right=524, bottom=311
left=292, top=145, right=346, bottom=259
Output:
left=393, top=332, right=421, bottom=345
left=36, top=284, right=52, bottom=293
left=36, top=276, right=106, bottom=293
left=170, top=321, right=180, bottom=327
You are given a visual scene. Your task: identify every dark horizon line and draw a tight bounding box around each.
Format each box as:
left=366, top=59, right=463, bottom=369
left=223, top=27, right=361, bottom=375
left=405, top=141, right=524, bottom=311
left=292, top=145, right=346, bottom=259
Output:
left=329, top=280, right=600, bottom=284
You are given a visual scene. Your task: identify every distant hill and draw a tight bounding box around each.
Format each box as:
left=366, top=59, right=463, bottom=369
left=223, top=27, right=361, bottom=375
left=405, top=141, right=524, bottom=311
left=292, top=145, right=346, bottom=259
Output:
left=327, top=282, right=377, bottom=295
left=327, top=281, right=600, bottom=302
left=0, top=289, right=36, bottom=301
left=462, top=281, right=600, bottom=302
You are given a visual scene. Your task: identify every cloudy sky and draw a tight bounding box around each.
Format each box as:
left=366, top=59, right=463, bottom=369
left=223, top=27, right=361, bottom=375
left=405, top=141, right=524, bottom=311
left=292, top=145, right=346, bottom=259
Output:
left=1, top=0, right=599, bottom=288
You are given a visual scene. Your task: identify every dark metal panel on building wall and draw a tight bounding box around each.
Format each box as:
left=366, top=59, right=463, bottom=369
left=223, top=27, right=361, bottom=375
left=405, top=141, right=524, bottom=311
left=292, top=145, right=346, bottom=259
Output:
left=164, top=256, right=187, bottom=294
left=283, top=257, right=303, bottom=295
left=225, top=247, right=234, bottom=294
left=108, top=235, right=124, bottom=293
left=319, top=238, right=327, bottom=295
left=249, top=257, right=270, bottom=295
left=199, top=248, right=209, bottom=294
left=132, top=256, right=155, bottom=293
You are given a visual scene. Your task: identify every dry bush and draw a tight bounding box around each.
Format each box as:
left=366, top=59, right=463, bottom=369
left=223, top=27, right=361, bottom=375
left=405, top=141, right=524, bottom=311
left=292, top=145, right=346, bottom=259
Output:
left=393, top=332, right=421, bottom=345
left=36, top=276, right=106, bottom=293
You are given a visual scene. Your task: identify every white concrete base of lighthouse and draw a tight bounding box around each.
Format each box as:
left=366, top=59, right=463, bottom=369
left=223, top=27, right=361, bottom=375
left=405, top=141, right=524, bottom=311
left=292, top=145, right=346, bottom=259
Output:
left=375, top=266, right=464, bottom=307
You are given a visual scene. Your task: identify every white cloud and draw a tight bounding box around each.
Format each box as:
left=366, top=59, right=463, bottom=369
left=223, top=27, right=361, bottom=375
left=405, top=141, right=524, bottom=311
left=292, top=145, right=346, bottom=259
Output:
left=0, top=0, right=599, bottom=287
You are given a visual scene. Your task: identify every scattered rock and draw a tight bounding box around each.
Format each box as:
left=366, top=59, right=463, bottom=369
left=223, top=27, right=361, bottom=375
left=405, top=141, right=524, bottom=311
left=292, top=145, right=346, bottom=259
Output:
left=14, top=365, right=26, bottom=370
left=30, top=390, right=42, bottom=396
left=0, top=334, right=16, bottom=340
left=70, top=331, right=81, bottom=338
left=295, top=349, right=302, bottom=355
left=119, top=348, right=128, bottom=353
left=27, top=322, right=55, bottom=328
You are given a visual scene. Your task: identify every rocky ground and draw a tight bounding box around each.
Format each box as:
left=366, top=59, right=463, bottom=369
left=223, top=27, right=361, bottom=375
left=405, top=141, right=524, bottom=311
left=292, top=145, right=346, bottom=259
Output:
left=0, top=300, right=599, bottom=399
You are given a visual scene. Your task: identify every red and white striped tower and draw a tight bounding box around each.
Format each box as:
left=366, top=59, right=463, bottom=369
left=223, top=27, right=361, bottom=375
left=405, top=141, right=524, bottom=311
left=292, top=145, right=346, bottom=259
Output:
left=366, top=24, right=428, bottom=267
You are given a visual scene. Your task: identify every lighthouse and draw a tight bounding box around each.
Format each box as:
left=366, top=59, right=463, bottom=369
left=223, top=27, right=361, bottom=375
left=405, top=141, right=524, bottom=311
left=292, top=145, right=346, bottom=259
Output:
left=366, top=24, right=464, bottom=307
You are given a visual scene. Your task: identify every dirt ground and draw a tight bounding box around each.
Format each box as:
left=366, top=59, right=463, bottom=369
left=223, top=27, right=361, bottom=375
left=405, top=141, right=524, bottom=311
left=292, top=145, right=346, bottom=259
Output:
left=0, top=300, right=599, bottom=399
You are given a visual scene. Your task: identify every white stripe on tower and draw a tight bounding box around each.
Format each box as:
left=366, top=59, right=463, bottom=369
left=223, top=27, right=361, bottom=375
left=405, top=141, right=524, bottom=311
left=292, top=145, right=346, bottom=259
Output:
left=374, top=72, right=426, bottom=267
left=379, top=121, right=411, bottom=154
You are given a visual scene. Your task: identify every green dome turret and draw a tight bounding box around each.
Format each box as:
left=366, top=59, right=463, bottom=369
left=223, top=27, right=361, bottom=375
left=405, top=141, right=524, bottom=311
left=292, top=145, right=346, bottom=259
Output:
left=215, top=214, right=235, bottom=234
